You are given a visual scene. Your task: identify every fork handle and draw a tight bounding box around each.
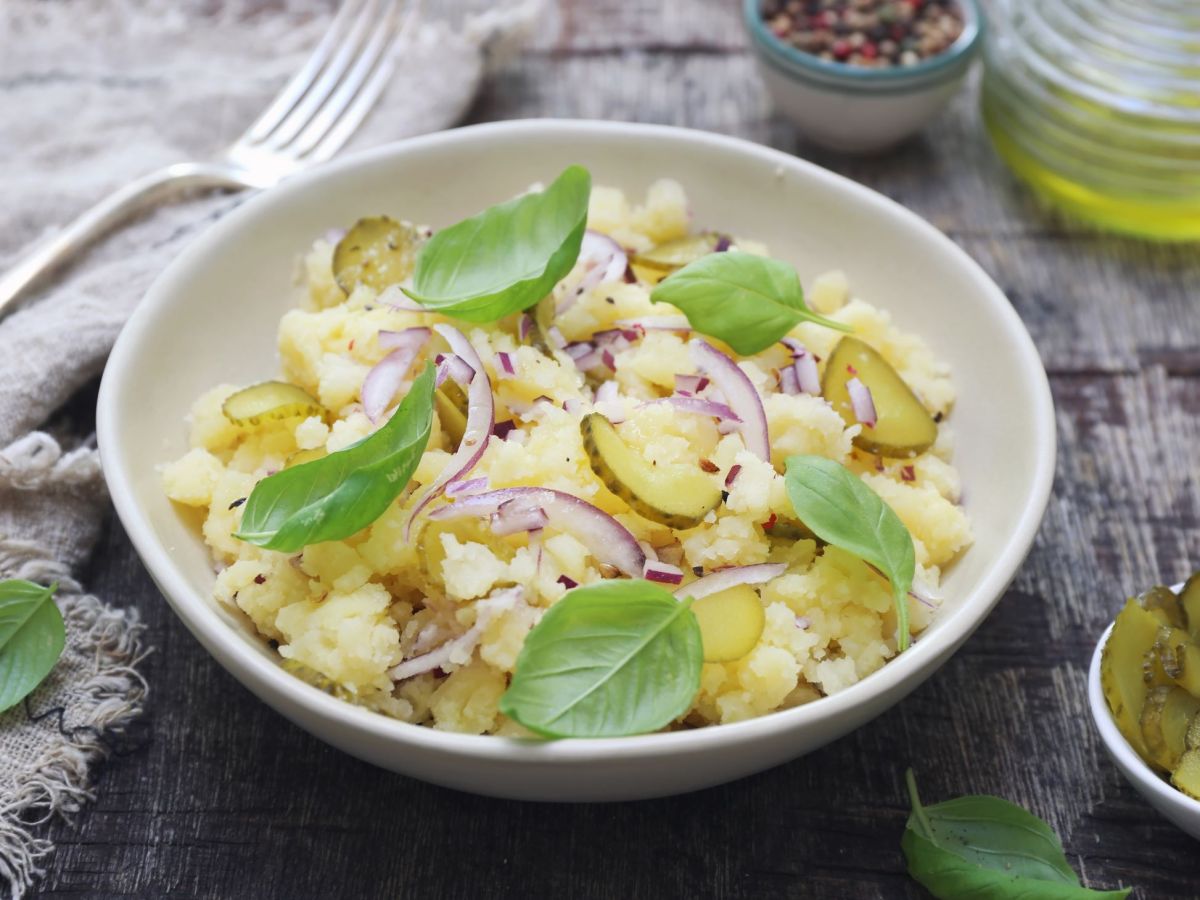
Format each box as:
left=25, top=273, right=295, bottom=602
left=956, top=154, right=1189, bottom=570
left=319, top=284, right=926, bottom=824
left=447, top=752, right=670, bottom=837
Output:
left=0, top=161, right=251, bottom=320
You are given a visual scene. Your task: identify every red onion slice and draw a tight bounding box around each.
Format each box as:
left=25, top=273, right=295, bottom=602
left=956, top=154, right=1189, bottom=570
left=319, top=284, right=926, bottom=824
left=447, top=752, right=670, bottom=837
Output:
left=405, top=325, right=495, bottom=539
left=779, top=366, right=800, bottom=396
left=846, top=377, right=877, bottom=427
left=674, top=374, right=710, bottom=396
left=379, top=326, right=431, bottom=352
left=644, top=560, right=684, bottom=585
left=491, top=497, right=550, bottom=536
left=518, top=314, right=534, bottom=343
left=595, top=380, right=619, bottom=404
left=641, top=397, right=742, bottom=422
left=671, top=563, right=787, bottom=601
left=445, top=476, right=489, bottom=498
left=559, top=231, right=629, bottom=314
left=429, top=487, right=646, bottom=577
left=781, top=338, right=821, bottom=396
left=724, top=464, right=742, bottom=487
left=362, top=329, right=431, bottom=422
left=689, top=340, right=771, bottom=461
left=436, top=353, right=475, bottom=388
left=388, top=587, right=522, bottom=681
left=496, top=351, right=517, bottom=378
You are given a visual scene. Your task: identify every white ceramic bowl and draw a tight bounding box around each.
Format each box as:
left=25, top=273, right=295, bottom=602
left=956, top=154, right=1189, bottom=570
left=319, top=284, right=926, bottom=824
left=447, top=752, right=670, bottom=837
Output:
left=743, top=0, right=984, bottom=154
left=97, top=120, right=1055, bottom=801
left=1089, top=599, right=1200, bottom=841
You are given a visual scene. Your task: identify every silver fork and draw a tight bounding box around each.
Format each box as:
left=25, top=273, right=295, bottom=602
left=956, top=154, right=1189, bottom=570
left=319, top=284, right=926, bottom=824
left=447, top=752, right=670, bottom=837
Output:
left=0, top=0, right=419, bottom=319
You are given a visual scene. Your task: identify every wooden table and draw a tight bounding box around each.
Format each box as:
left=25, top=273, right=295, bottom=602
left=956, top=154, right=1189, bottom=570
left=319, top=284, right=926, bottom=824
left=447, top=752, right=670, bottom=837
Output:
left=34, top=2, right=1200, bottom=897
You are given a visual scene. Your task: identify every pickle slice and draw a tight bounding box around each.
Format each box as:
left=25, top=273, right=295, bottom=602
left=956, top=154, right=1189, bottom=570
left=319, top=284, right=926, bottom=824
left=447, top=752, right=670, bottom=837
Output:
left=691, top=584, right=765, bottom=663
left=633, top=232, right=727, bottom=272
left=332, top=216, right=423, bottom=295
left=1141, top=584, right=1187, bottom=629
left=581, top=413, right=721, bottom=529
left=435, top=387, right=468, bottom=446
left=822, top=337, right=938, bottom=459
left=1173, top=749, right=1200, bottom=800
left=1140, top=685, right=1200, bottom=772
left=1155, top=625, right=1200, bottom=698
left=222, top=381, right=326, bottom=427
left=1102, top=598, right=1171, bottom=758
left=1181, top=571, right=1200, bottom=640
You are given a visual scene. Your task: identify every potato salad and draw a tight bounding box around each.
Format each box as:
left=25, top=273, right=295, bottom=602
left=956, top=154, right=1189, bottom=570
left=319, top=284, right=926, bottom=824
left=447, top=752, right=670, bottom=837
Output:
left=162, top=168, right=972, bottom=738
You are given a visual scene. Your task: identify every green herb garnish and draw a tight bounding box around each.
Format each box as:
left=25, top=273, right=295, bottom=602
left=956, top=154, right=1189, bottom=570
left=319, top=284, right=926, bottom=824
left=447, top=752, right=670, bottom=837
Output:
left=783, top=454, right=914, bottom=651
left=403, top=165, right=591, bottom=323
left=650, top=251, right=849, bottom=355
left=903, top=770, right=1132, bottom=899
left=499, top=579, right=703, bottom=738
left=235, top=361, right=436, bottom=552
left=0, top=580, right=64, bottom=713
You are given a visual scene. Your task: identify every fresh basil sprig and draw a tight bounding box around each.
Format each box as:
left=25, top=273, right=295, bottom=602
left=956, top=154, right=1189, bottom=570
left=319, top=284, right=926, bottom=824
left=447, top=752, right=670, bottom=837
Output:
left=784, top=454, right=914, bottom=651
left=903, top=770, right=1132, bottom=899
left=0, top=579, right=64, bottom=714
left=403, top=165, right=591, bottom=323
left=499, top=579, right=703, bottom=738
left=235, top=362, right=436, bottom=552
left=650, top=251, right=849, bottom=356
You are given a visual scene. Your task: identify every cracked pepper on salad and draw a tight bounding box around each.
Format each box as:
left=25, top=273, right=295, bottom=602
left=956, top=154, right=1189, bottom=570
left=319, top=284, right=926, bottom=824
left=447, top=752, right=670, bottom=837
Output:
left=161, top=166, right=972, bottom=738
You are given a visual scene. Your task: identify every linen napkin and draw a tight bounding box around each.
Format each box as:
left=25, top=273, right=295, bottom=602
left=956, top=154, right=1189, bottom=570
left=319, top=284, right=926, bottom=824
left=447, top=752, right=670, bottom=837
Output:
left=0, top=1, right=541, bottom=895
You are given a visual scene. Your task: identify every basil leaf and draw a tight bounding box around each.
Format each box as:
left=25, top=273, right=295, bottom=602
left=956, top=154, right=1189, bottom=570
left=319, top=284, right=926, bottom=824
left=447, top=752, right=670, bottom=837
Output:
left=783, top=454, right=914, bottom=651
left=235, top=362, right=436, bottom=551
left=903, top=771, right=1132, bottom=899
left=498, top=579, right=702, bottom=738
left=402, top=165, right=591, bottom=323
left=650, top=251, right=849, bottom=355
left=0, top=580, right=64, bottom=714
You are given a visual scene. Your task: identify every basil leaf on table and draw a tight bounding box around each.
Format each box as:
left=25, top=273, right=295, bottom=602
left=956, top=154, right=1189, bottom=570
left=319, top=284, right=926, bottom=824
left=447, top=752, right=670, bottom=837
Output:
left=0, top=579, right=64, bottom=714
left=235, top=362, right=437, bottom=552
left=903, top=770, right=1132, bottom=899
left=650, top=251, right=849, bottom=356
left=783, top=454, right=914, bottom=651
left=499, top=579, right=703, bottom=738
left=402, top=165, right=591, bottom=323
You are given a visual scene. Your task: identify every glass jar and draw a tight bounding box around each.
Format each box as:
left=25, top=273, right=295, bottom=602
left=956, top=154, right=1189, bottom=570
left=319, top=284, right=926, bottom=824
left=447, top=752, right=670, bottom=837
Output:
left=981, top=0, right=1200, bottom=241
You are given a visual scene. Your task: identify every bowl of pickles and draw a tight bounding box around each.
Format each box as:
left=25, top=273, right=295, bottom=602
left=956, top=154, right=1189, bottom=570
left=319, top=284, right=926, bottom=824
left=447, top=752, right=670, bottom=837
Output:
left=1091, top=572, right=1200, bottom=839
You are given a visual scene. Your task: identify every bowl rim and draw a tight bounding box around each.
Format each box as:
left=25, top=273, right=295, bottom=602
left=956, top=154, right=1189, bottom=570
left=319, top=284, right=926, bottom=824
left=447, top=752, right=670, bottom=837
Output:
left=742, top=0, right=983, bottom=89
left=97, top=118, right=1056, bottom=765
left=1088, top=600, right=1200, bottom=825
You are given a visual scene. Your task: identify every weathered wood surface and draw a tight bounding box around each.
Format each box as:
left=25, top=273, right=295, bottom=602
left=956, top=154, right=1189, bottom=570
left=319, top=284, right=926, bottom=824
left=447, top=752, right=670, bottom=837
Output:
left=19, top=0, right=1200, bottom=896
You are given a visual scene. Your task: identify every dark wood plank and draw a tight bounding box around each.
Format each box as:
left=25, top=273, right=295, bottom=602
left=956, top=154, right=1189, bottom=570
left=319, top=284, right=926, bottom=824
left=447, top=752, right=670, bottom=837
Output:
left=14, top=2, right=1200, bottom=898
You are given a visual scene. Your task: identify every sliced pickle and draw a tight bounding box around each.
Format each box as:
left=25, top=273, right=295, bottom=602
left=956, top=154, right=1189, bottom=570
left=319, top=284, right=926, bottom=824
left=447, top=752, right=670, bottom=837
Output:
left=1173, top=749, right=1200, bottom=800
left=581, top=413, right=721, bottom=529
left=821, top=337, right=938, bottom=459
left=332, top=216, right=423, bottom=295
left=690, top=584, right=765, bottom=663
left=1155, top=625, right=1200, bottom=698
left=1181, top=571, right=1200, bottom=640
left=1102, top=599, right=1172, bottom=758
left=1141, top=584, right=1187, bottom=629
left=633, top=232, right=727, bottom=272
left=435, top=387, right=468, bottom=446
left=1140, top=685, right=1200, bottom=772
left=222, top=381, right=326, bottom=427
left=285, top=447, right=327, bottom=468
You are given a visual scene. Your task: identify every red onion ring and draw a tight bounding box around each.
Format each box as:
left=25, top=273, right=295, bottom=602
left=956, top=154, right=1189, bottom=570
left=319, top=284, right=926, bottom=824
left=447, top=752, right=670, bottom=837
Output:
left=641, top=396, right=742, bottom=422
left=404, top=325, right=494, bottom=539
left=644, top=560, right=684, bottom=585
left=429, top=487, right=646, bottom=577
left=689, top=340, right=770, bottom=461
left=388, top=587, right=522, bottom=681
left=674, top=374, right=710, bottom=396
left=671, top=563, right=787, bottom=601
left=361, top=329, right=431, bottom=423
left=558, top=231, right=628, bottom=314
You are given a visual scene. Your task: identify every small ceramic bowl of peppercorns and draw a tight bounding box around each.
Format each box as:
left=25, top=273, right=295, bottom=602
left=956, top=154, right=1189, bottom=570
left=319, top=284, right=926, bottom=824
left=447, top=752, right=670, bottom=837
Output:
left=744, top=0, right=983, bottom=153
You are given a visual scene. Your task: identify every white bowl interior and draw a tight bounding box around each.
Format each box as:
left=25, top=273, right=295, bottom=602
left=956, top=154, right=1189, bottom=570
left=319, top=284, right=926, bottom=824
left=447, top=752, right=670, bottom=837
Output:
left=99, top=121, right=1055, bottom=799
